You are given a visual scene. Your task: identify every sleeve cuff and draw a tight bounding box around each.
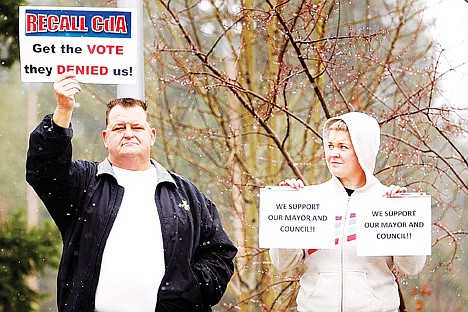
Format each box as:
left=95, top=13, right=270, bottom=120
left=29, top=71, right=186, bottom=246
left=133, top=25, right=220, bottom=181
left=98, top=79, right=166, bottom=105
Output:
left=44, top=114, right=73, bottom=138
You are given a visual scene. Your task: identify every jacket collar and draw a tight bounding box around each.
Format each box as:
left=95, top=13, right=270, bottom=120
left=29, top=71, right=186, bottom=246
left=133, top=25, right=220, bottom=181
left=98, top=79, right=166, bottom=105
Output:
left=97, top=158, right=177, bottom=187
left=330, top=173, right=381, bottom=196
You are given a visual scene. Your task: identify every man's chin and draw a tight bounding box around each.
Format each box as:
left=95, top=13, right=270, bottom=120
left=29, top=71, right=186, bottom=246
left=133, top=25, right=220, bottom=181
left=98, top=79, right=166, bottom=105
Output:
left=118, top=148, right=142, bottom=157
left=121, top=143, right=138, bottom=148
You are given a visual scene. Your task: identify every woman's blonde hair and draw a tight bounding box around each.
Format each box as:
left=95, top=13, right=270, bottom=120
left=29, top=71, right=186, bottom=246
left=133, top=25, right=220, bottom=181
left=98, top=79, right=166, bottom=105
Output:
left=323, top=119, right=348, bottom=140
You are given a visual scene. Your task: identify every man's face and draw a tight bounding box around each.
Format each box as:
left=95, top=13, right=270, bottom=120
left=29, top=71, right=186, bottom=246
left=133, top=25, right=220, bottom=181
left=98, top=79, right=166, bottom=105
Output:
left=102, top=105, right=155, bottom=170
left=324, top=130, right=364, bottom=185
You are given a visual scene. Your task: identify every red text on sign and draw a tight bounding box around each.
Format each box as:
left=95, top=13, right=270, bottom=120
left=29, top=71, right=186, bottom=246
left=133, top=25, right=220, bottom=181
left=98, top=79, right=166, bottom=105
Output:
left=91, top=16, right=128, bottom=33
left=57, top=65, right=109, bottom=75
left=26, top=14, right=88, bottom=33
left=87, top=45, right=124, bottom=55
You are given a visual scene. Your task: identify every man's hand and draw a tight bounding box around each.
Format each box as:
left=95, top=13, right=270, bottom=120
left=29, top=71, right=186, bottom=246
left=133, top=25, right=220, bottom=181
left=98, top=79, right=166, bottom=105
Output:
left=279, top=178, right=305, bottom=190
left=52, top=73, right=82, bottom=128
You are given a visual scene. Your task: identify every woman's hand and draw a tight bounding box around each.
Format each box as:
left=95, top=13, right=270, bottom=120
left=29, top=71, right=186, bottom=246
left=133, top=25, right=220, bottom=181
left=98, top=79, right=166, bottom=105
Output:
left=384, top=185, right=407, bottom=198
left=279, top=178, right=304, bottom=190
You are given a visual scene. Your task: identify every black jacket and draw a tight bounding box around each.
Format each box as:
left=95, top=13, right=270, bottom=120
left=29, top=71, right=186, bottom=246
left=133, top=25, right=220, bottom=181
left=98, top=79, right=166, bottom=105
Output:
left=26, top=114, right=237, bottom=311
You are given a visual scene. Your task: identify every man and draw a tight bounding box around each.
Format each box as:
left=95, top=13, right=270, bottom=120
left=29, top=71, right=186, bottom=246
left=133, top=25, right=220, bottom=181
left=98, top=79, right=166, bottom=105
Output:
left=26, top=73, right=237, bottom=312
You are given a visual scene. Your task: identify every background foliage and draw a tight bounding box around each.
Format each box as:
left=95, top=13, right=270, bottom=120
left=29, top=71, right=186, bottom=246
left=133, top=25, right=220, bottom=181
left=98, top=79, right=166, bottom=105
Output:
left=0, top=210, right=61, bottom=311
left=0, top=0, right=26, bottom=68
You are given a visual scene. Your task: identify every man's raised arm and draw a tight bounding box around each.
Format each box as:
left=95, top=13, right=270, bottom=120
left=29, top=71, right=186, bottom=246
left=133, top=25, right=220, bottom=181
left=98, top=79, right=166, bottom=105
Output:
left=52, top=73, right=82, bottom=128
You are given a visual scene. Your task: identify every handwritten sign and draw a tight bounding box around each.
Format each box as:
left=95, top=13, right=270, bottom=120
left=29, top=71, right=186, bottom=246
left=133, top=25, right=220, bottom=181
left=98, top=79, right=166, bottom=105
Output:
left=357, top=194, right=431, bottom=256
left=19, top=6, right=136, bottom=84
left=259, top=187, right=335, bottom=249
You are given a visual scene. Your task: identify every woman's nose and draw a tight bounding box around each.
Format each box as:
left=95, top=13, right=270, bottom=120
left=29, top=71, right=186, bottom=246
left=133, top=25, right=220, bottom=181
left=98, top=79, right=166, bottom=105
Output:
left=330, top=147, right=340, bottom=157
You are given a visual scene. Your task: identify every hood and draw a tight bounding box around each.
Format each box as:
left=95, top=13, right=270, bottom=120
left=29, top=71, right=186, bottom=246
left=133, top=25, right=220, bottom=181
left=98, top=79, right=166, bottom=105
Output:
left=323, top=112, right=380, bottom=178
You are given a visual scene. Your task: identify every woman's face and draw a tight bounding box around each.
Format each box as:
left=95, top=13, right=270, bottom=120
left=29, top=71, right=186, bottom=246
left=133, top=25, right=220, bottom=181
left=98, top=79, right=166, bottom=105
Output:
left=324, top=130, right=365, bottom=188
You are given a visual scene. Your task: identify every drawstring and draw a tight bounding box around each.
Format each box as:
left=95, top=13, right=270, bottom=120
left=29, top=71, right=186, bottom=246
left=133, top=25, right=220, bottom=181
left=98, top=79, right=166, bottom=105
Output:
left=393, top=269, right=407, bottom=312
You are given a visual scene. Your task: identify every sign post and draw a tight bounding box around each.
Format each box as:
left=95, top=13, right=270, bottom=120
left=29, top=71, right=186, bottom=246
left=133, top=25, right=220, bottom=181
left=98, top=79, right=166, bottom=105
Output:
left=117, top=0, right=144, bottom=100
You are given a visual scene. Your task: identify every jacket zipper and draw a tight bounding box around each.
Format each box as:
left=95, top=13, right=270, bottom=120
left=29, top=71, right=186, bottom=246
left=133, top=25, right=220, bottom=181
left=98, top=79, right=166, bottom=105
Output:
left=88, top=183, right=124, bottom=311
left=341, top=195, right=351, bottom=312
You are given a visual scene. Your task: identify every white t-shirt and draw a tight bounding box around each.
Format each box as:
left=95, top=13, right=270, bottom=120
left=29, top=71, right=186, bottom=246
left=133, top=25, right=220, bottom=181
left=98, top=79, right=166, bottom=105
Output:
left=95, top=166, right=165, bottom=312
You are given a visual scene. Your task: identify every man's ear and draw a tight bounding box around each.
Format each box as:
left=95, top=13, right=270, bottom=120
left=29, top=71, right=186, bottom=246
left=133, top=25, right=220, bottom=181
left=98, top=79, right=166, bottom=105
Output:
left=150, top=128, right=156, bottom=145
left=102, top=130, right=108, bottom=149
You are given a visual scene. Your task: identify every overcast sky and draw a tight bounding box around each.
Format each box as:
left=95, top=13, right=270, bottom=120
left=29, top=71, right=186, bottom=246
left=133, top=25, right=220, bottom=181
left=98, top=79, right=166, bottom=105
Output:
left=426, top=0, right=468, bottom=109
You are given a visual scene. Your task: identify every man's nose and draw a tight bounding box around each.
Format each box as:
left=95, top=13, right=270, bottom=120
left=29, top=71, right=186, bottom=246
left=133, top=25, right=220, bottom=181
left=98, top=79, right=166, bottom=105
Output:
left=123, top=125, right=135, bottom=137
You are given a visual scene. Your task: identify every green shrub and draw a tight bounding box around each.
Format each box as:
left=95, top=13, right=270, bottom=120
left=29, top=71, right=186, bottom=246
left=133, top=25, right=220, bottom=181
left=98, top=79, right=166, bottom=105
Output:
left=0, top=210, right=61, bottom=311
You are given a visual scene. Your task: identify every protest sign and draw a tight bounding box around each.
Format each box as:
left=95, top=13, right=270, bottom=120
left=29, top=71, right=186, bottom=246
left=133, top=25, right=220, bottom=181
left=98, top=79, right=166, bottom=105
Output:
left=259, top=187, right=335, bottom=249
left=357, top=193, right=431, bottom=256
left=19, top=6, right=136, bottom=84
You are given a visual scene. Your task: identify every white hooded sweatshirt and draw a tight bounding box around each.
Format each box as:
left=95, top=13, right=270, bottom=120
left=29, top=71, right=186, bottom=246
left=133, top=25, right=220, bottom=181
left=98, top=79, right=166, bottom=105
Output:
left=270, top=112, right=426, bottom=312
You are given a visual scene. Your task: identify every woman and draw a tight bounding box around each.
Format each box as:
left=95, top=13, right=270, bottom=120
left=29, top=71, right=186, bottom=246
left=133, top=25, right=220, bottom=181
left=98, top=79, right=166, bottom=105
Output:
left=269, top=112, right=426, bottom=312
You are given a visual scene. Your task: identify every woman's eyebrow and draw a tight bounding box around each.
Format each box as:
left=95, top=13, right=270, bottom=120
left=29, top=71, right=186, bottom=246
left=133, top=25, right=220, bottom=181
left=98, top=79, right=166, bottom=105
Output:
left=328, top=140, right=351, bottom=144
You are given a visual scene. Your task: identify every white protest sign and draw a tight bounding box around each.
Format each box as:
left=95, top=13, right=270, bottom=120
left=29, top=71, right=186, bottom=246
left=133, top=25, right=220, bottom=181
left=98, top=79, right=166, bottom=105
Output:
left=259, top=187, right=335, bottom=249
left=19, top=6, right=136, bottom=84
left=357, top=193, right=431, bottom=256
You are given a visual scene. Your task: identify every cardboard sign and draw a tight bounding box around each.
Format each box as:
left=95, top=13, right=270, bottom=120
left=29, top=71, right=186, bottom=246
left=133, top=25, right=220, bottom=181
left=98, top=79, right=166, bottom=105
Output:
left=357, top=193, right=431, bottom=256
left=259, top=187, right=335, bottom=249
left=19, top=6, right=137, bottom=84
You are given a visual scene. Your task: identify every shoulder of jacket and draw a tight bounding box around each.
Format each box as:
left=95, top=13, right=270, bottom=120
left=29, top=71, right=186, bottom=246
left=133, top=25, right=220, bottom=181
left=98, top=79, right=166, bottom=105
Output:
left=169, top=172, right=198, bottom=191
